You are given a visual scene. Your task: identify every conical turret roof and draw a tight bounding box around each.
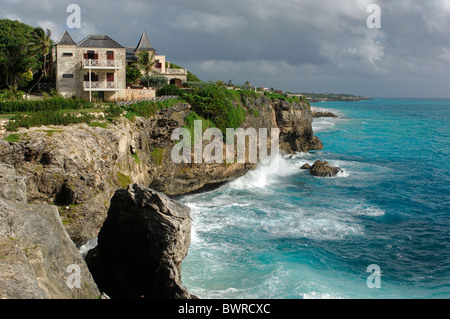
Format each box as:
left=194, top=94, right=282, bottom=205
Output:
left=57, top=30, right=76, bottom=45
left=135, top=31, right=155, bottom=52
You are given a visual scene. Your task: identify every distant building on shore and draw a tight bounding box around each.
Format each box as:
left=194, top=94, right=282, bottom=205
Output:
left=286, top=93, right=304, bottom=99
left=52, top=30, right=187, bottom=102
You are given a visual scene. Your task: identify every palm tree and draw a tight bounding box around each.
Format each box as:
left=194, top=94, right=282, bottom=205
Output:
left=136, top=50, right=156, bottom=77
left=26, top=27, right=53, bottom=96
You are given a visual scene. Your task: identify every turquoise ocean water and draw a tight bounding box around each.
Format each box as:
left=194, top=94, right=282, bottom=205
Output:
left=179, top=98, right=450, bottom=299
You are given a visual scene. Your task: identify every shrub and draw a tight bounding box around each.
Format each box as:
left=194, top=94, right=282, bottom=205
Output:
left=0, top=88, right=25, bottom=101
left=124, top=101, right=158, bottom=118
left=239, top=89, right=259, bottom=104
left=168, top=63, right=183, bottom=69
left=88, top=122, right=109, bottom=129
left=182, top=84, right=247, bottom=136
left=126, top=65, right=141, bottom=85
left=157, top=84, right=184, bottom=97
left=116, top=172, right=132, bottom=188
left=48, top=89, right=61, bottom=97
left=125, top=110, right=138, bottom=122
left=105, top=105, right=123, bottom=117
left=150, top=147, right=165, bottom=166
left=18, top=71, right=33, bottom=90
left=264, top=91, right=288, bottom=101
left=182, top=81, right=214, bottom=89
left=0, top=96, right=90, bottom=114
left=248, top=109, right=260, bottom=117
left=184, top=111, right=215, bottom=131
left=6, top=111, right=93, bottom=131
left=187, top=71, right=201, bottom=82
left=2, top=134, right=21, bottom=143
left=131, top=152, right=140, bottom=164
left=123, top=98, right=180, bottom=119
left=264, top=92, right=311, bottom=109
left=140, top=75, right=168, bottom=90
left=183, top=111, right=216, bottom=145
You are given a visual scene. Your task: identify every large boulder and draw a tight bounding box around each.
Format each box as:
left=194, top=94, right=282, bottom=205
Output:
left=308, top=160, right=343, bottom=177
left=85, top=184, right=194, bottom=299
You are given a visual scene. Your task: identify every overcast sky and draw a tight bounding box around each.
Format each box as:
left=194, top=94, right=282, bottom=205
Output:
left=2, top=0, right=449, bottom=97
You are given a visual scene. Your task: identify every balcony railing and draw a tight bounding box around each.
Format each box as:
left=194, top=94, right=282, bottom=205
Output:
left=84, top=81, right=122, bottom=90
left=83, top=59, right=122, bottom=68
left=38, top=82, right=56, bottom=92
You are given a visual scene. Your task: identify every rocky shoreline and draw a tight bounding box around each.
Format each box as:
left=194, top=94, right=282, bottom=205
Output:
left=312, top=110, right=338, bottom=118
left=0, top=96, right=323, bottom=299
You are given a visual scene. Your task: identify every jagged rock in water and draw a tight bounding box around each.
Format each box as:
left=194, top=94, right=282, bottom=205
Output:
left=312, top=111, right=338, bottom=118
left=309, top=160, right=343, bottom=177
left=85, top=184, right=194, bottom=299
left=300, top=163, right=311, bottom=170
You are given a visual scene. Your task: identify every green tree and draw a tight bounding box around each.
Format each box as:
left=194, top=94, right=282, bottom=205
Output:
left=136, top=50, right=156, bottom=77
left=0, top=19, right=39, bottom=89
left=214, top=79, right=225, bottom=87
left=26, top=27, right=53, bottom=96
left=187, top=71, right=201, bottom=82
left=183, top=84, right=246, bottom=135
left=18, top=70, right=33, bottom=90
left=140, top=75, right=167, bottom=90
left=126, top=64, right=141, bottom=85
left=157, top=84, right=184, bottom=97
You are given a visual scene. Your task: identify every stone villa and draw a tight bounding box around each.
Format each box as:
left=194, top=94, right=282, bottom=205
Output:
left=52, top=30, right=187, bottom=101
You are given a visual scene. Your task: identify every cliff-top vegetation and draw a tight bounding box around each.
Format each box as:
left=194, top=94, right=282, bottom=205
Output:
left=1, top=82, right=310, bottom=134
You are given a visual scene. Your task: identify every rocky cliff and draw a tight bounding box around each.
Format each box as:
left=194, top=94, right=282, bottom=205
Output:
left=0, top=163, right=100, bottom=299
left=0, top=96, right=322, bottom=248
left=0, top=96, right=322, bottom=299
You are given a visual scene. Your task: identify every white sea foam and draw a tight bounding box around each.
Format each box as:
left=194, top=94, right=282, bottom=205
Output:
left=185, top=203, right=225, bottom=238
left=229, top=155, right=294, bottom=190
left=361, top=206, right=385, bottom=217
left=79, top=237, right=98, bottom=258
left=311, top=106, right=344, bottom=117
left=300, top=291, right=344, bottom=299
left=261, top=214, right=365, bottom=241
left=284, top=151, right=313, bottom=160
left=313, top=119, right=335, bottom=132
left=311, top=106, right=345, bottom=133
left=188, top=286, right=244, bottom=299
left=180, top=140, right=385, bottom=299
left=336, top=169, right=349, bottom=178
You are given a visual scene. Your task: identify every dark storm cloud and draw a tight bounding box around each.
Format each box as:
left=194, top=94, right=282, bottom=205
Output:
left=1, top=0, right=449, bottom=97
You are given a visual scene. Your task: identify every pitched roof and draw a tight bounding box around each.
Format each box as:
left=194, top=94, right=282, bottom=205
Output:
left=135, top=31, right=155, bottom=52
left=77, top=34, right=124, bottom=49
left=57, top=31, right=76, bottom=45
left=126, top=47, right=138, bottom=62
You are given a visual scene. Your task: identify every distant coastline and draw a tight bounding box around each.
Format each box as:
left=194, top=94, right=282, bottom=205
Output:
left=300, top=93, right=372, bottom=102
